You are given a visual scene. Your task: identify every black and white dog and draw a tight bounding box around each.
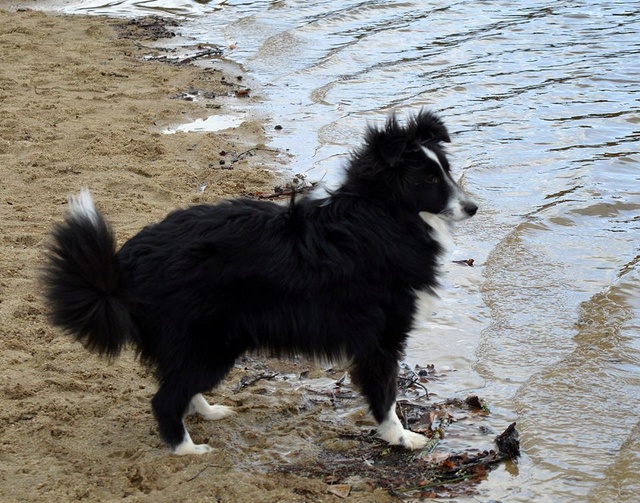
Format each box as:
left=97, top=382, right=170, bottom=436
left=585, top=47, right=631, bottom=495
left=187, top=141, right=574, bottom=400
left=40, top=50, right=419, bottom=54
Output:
left=43, top=110, right=477, bottom=455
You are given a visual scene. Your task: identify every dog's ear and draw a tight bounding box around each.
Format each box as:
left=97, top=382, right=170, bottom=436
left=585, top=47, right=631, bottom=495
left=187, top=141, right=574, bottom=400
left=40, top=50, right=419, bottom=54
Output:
left=360, top=111, right=450, bottom=169
left=365, top=114, right=408, bottom=167
left=411, top=109, right=451, bottom=145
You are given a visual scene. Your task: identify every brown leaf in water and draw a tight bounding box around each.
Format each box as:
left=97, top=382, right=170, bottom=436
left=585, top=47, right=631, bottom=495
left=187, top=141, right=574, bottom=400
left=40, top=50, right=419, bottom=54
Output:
left=465, top=395, right=484, bottom=410
left=471, top=464, right=488, bottom=480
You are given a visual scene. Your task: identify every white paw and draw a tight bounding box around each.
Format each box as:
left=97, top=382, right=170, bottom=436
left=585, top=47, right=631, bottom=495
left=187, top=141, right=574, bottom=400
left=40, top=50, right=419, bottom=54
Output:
left=379, top=427, right=427, bottom=450
left=399, top=430, right=428, bottom=450
left=172, top=429, right=214, bottom=455
left=173, top=441, right=214, bottom=456
left=189, top=394, right=236, bottom=421
left=377, top=403, right=427, bottom=450
left=198, top=404, right=236, bottom=421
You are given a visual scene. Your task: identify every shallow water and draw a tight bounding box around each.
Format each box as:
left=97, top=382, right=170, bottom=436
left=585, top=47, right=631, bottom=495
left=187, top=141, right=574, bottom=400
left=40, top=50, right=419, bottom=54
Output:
left=162, top=114, right=245, bottom=133
left=23, top=0, right=640, bottom=500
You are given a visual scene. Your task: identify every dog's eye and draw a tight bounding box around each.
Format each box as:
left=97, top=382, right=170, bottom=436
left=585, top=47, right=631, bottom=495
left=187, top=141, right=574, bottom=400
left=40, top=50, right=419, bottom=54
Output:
left=425, top=174, right=440, bottom=184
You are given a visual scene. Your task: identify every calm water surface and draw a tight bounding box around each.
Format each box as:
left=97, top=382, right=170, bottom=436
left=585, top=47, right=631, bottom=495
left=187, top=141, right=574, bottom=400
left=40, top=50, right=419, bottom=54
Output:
left=21, top=1, right=640, bottom=500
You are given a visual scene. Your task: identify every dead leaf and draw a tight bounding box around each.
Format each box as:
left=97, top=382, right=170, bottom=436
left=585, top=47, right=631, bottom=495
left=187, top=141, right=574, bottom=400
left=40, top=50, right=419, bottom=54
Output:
left=327, top=484, right=351, bottom=498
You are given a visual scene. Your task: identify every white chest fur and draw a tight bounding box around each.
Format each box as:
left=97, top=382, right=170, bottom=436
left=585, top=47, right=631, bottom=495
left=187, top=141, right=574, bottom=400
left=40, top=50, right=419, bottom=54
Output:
left=418, top=212, right=454, bottom=253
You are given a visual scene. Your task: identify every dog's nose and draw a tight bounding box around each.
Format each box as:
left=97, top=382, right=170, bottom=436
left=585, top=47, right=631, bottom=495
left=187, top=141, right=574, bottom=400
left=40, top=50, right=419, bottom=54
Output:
left=464, top=202, right=478, bottom=217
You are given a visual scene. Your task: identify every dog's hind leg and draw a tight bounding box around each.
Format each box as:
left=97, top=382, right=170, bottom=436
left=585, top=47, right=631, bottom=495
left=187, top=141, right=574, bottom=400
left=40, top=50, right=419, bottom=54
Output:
left=173, top=427, right=213, bottom=455
left=350, top=350, right=427, bottom=450
left=187, top=393, right=236, bottom=421
left=152, top=381, right=211, bottom=455
left=152, top=361, right=235, bottom=455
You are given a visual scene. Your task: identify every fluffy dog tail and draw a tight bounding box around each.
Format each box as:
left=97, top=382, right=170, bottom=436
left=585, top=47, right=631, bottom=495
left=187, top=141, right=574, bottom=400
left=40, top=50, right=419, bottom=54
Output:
left=42, top=189, right=136, bottom=358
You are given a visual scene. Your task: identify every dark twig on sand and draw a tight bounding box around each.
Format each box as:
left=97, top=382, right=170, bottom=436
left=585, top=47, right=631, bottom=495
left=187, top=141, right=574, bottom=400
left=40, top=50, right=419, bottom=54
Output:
left=234, top=372, right=279, bottom=394
left=185, top=464, right=229, bottom=482
left=177, top=48, right=224, bottom=65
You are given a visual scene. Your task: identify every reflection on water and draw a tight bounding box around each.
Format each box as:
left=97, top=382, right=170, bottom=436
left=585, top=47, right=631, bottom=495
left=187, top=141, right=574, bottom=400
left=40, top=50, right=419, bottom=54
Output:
left=20, top=0, right=640, bottom=500
left=163, top=114, right=244, bottom=133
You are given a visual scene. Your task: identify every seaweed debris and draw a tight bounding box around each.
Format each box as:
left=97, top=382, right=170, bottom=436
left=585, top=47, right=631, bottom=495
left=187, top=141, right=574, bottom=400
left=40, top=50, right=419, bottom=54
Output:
left=265, top=363, right=520, bottom=499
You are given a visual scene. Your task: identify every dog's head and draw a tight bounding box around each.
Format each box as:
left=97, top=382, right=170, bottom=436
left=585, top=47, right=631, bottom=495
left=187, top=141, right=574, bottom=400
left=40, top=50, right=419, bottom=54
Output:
left=347, top=110, right=477, bottom=222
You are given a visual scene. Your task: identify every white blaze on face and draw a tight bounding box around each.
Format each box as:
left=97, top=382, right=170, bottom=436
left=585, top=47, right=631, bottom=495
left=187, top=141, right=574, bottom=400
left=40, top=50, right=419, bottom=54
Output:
left=420, top=146, right=477, bottom=222
left=421, top=146, right=444, bottom=169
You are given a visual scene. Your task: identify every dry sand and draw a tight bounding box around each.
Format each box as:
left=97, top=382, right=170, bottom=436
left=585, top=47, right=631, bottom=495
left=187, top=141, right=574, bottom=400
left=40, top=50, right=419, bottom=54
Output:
left=0, top=8, right=401, bottom=503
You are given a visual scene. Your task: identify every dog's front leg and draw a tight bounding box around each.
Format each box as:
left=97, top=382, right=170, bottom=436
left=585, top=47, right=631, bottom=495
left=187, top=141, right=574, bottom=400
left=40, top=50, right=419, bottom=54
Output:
left=377, top=403, right=428, bottom=449
left=350, top=350, right=427, bottom=450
